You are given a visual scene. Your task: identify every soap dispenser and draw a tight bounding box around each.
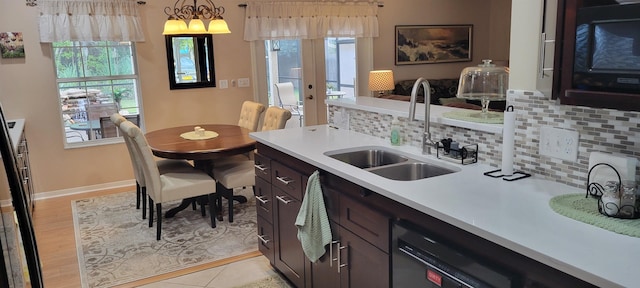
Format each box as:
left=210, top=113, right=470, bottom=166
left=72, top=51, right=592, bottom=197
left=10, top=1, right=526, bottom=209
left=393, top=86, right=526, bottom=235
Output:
left=390, top=118, right=402, bottom=145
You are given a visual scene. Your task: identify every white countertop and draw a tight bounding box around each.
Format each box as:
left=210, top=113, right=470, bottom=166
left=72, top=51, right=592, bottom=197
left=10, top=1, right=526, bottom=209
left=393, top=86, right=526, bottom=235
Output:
left=6, top=118, right=24, bottom=154
left=250, top=125, right=639, bottom=288
left=326, top=97, right=503, bottom=134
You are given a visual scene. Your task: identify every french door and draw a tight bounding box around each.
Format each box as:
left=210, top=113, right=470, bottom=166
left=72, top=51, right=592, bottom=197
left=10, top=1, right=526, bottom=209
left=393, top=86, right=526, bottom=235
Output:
left=252, top=38, right=372, bottom=127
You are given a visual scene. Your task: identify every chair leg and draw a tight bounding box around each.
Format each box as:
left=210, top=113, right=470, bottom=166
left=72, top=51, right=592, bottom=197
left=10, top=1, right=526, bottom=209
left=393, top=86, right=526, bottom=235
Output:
left=148, top=197, right=154, bottom=228
left=136, top=181, right=141, bottom=209
left=141, top=186, right=147, bottom=220
left=156, top=203, right=162, bottom=241
left=217, top=182, right=235, bottom=222
left=208, top=193, right=216, bottom=228
left=192, top=201, right=197, bottom=211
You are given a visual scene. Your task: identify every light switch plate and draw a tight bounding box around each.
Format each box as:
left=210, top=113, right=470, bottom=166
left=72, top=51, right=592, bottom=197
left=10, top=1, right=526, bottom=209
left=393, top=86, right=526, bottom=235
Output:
left=219, top=79, right=228, bottom=89
left=539, top=126, right=579, bottom=161
left=238, top=78, right=250, bottom=87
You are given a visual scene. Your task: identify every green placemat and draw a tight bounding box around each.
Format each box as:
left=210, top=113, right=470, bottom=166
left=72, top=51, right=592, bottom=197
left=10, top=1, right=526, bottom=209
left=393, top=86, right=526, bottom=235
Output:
left=549, top=193, right=640, bottom=238
left=442, top=110, right=504, bottom=124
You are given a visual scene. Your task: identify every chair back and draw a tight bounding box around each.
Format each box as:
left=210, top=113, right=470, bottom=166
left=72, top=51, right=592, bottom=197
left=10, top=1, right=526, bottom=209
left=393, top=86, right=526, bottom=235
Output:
left=237, top=101, right=265, bottom=132
left=274, top=82, right=298, bottom=107
left=120, top=121, right=162, bottom=201
left=101, top=114, right=139, bottom=138
left=261, top=106, right=292, bottom=131
left=111, top=114, right=145, bottom=185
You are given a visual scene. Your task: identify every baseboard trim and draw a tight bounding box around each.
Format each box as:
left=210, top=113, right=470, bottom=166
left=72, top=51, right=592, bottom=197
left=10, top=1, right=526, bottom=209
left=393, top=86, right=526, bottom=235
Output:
left=34, top=179, right=136, bottom=201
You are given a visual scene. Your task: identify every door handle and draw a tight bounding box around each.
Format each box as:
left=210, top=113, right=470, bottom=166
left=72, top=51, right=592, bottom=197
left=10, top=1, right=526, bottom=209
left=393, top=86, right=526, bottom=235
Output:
left=306, top=95, right=313, bottom=100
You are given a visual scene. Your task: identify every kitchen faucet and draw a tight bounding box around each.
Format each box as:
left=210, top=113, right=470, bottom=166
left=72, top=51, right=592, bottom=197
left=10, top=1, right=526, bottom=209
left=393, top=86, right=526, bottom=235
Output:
left=408, top=78, right=436, bottom=155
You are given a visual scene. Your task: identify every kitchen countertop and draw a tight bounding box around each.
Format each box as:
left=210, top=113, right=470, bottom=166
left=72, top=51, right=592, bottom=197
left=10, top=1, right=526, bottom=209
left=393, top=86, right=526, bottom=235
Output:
left=5, top=118, right=25, bottom=156
left=250, top=125, right=639, bottom=288
left=326, top=96, right=503, bottom=134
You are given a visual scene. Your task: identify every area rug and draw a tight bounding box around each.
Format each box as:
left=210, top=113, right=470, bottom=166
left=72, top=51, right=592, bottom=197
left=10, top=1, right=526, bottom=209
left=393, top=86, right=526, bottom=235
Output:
left=72, top=191, right=258, bottom=288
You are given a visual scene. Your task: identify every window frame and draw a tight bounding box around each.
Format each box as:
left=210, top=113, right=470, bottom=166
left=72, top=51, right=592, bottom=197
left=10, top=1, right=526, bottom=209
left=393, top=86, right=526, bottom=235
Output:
left=52, top=41, right=143, bottom=148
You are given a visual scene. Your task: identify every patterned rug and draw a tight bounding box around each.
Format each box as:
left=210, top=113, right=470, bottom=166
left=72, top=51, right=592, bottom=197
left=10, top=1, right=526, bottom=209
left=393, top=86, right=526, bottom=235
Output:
left=72, top=191, right=258, bottom=288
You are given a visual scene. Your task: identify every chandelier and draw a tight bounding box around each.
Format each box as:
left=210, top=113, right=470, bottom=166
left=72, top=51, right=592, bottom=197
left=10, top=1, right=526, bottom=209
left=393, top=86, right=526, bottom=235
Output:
left=163, top=0, right=231, bottom=35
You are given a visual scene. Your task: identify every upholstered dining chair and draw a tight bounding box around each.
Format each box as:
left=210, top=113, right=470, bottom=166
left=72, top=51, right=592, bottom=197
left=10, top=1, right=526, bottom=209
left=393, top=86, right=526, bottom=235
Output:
left=120, top=121, right=218, bottom=240
left=212, top=106, right=292, bottom=222
left=274, top=82, right=303, bottom=127
left=237, top=100, right=266, bottom=132
left=110, top=113, right=193, bottom=220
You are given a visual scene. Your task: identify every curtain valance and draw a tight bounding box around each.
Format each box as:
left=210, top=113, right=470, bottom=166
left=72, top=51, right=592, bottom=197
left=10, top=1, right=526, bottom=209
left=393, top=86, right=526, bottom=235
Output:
left=243, top=1, right=379, bottom=41
left=38, top=0, right=145, bottom=43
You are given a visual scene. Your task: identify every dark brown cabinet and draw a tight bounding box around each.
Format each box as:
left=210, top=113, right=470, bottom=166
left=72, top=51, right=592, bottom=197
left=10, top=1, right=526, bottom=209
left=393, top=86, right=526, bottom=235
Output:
left=16, top=128, right=34, bottom=215
left=254, top=143, right=390, bottom=288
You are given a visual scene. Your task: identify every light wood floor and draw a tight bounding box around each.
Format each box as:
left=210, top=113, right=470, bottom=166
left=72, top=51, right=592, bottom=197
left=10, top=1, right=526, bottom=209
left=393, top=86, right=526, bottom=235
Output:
left=32, top=186, right=132, bottom=288
left=32, top=186, right=262, bottom=288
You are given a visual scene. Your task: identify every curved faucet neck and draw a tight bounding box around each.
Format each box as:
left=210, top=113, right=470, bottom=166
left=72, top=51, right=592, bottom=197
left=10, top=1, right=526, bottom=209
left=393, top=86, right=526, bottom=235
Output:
left=408, top=77, right=435, bottom=154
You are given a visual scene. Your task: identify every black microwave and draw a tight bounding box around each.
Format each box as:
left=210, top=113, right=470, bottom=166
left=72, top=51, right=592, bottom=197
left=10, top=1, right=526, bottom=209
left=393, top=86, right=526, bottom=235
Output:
left=572, top=3, right=640, bottom=94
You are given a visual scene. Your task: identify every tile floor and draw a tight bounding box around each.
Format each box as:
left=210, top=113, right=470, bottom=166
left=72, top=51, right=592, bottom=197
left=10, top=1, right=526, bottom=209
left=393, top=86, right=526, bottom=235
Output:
left=138, top=255, right=288, bottom=288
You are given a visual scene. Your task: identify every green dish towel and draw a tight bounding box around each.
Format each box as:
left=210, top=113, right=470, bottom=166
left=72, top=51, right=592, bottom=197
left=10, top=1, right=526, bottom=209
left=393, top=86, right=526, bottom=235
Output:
left=296, top=171, right=332, bottom=262
left=549, top=193, right=640, bottom=238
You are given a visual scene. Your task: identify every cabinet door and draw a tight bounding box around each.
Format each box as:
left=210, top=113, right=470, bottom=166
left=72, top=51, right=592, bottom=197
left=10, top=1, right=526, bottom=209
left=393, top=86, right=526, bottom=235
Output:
left=310, top=221, right=341, bottom=288
left=273, top=187, right=305, bottom=288
left=339, top=227, right=389, bottom=288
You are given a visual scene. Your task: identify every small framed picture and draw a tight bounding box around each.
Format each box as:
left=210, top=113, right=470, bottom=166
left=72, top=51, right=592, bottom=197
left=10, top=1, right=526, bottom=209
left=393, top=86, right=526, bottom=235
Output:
left=395, top=25, right=472, bottom=65
left=0, top=32, right=25, bottom=59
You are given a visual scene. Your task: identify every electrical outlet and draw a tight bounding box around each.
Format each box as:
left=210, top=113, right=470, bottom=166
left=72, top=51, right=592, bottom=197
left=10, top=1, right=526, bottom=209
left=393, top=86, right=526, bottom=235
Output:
left=238, top=78, right=250, bottom=87
left=539, top=126, right=579, bottom=161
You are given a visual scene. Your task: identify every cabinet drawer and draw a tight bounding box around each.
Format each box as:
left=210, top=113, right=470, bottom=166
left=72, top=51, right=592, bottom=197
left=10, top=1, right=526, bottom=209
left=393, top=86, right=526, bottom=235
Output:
left=255, top=176, right=273, bottom=223
left=254, top=153, right=272, bottom=182
left=340, top=194, right=390, bottom=253
left=257, top=216, right=275, bottom=265
left=271, top=161, right=303, bottom=201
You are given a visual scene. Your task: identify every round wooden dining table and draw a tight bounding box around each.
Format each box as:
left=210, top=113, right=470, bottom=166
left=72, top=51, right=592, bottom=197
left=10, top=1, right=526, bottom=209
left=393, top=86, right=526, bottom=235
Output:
left=145, top=124, right=256, bottom=218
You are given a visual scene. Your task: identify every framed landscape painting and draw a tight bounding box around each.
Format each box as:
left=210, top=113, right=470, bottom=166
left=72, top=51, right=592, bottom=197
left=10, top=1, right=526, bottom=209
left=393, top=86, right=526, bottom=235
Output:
left=395, top=25, right=472, bottom=65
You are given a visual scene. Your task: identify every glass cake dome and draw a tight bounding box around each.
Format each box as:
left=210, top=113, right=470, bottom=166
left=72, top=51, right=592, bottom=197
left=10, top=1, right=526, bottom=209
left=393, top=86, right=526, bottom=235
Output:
left=457, top=59, right=509, bottom=119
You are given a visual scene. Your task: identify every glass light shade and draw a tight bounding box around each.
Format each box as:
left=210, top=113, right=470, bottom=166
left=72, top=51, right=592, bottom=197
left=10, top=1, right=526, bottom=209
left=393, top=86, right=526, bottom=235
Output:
left=188, top=18, right=208, bottom=34
left=208, top=19, right=231, bottom=34
left=457, top=59, right=508, bottom=118
left=368, top=70, right=395, bottom=95
left=163, top=19, right=189, bottom=35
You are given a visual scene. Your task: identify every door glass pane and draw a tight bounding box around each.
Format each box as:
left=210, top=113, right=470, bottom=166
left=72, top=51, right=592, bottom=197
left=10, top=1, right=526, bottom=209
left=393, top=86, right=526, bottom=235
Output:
left=265, top=40, right=304, bottom=127
left=325, top=37, right=355, bottom=99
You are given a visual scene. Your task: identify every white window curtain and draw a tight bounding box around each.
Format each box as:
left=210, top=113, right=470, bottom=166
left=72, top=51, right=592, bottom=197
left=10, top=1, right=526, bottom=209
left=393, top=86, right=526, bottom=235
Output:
left=38, top=0, right=145, bottom=43
left=243, top=1, right=379, bottom=41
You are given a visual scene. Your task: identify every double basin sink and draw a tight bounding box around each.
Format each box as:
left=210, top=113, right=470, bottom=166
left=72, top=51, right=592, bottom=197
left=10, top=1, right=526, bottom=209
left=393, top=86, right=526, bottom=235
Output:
left=324, top=146, right=458, bottom=181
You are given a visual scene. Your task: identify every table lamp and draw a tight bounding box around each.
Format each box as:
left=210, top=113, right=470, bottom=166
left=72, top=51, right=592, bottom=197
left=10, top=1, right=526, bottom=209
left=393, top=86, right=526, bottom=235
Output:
left=368, top=70, right=395, bottom=97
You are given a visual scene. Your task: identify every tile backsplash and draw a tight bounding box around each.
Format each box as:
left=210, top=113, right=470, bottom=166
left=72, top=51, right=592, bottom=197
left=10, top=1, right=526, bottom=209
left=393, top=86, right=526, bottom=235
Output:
left=329, top=93, right=640, bottom=189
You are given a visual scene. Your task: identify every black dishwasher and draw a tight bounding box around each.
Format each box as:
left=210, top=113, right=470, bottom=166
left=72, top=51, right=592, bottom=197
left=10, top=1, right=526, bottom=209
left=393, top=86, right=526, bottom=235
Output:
left=392, top=220, right=519, bottom=288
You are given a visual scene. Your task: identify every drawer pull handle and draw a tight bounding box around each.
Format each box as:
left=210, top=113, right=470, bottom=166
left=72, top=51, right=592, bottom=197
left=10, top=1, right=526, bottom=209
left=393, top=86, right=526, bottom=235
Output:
left=255, top=195, right=269, bottom=204
left=254, top=164, right=268, bottom=172
left=276, top=176, right=294, bottom=185
left=330, top=240, right=339, bottom=267
left=257, top=234, right=270, bottom=244
left=275, top=195, right=292, bottom=204
left=337, top=244, right=347, bottom=273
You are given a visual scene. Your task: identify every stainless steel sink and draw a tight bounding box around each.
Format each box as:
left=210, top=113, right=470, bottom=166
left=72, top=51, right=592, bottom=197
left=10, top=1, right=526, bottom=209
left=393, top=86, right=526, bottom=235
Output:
left=325, top=146, right=459, bottom=181
left=368, top=162, right=456, bottom=181
left=326, top=149, right=408, bottom=169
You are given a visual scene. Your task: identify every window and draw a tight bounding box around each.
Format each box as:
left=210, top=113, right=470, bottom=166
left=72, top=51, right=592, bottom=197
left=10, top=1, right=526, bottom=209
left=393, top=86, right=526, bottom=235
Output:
left=53, top=41, right=141, bottom=146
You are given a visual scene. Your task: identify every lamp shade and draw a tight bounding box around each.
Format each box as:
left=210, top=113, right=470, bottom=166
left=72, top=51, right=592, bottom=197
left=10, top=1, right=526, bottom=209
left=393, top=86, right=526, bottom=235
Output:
left=163, top=19, right=189, bottom=35
left=188, top=18, right=208, bottom=34
left=368, top=70, right=395, bottom=92
left=208, top=18, right=231, bottom=34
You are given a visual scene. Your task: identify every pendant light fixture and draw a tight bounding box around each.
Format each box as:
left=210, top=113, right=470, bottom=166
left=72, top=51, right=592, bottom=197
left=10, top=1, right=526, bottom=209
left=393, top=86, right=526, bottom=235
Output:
left=163, top=0, right=231, bottom=35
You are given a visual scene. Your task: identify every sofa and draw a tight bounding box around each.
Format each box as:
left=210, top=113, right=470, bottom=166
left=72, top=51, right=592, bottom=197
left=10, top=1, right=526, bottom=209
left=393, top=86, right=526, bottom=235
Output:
left=378, top=78, right=506, bottom=111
